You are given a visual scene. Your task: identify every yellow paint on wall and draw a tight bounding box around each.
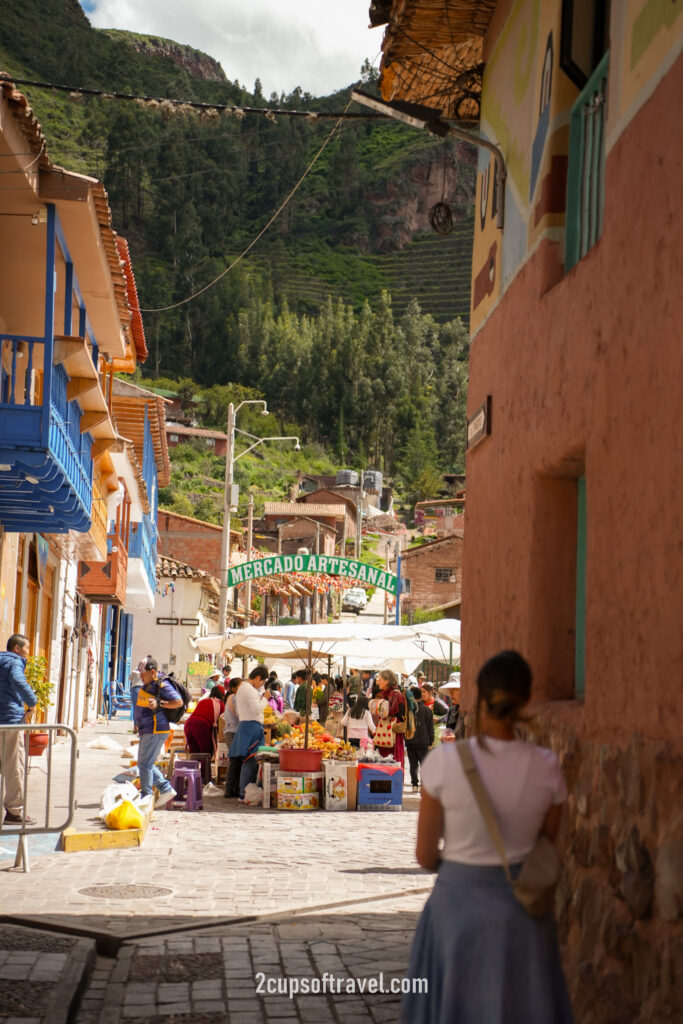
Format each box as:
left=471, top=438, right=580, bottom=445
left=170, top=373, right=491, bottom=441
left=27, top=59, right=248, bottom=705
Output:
left=620, top=0, right=683, bottom=116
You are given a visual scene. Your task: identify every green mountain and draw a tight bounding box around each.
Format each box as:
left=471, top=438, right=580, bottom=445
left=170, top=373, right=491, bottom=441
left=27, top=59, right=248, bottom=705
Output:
left=0, top=0, right=473, bottom=482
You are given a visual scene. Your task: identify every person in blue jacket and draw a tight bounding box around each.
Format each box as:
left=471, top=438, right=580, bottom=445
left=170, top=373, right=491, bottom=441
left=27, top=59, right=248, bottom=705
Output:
left=0, top=634, right=38, bottom=824
left=135, top=658, right=183, bottom=807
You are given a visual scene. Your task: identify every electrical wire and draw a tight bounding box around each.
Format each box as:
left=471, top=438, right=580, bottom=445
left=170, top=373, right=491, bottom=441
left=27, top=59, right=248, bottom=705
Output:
left=138, top=105, right=350, bottom=314
left=5, top=75, right=386, bottom=121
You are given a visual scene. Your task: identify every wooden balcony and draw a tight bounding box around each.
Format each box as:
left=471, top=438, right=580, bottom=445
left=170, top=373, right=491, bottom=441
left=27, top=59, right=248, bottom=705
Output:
left=78, top=487, right=131, bottom=604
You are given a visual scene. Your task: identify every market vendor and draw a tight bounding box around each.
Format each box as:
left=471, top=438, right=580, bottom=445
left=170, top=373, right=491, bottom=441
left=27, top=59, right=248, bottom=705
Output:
left=228, top=665, right=270, bottom=801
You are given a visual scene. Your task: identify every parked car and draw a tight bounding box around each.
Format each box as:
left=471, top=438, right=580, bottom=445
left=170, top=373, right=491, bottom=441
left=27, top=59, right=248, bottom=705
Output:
left=342, top=587, right=367, bottom=613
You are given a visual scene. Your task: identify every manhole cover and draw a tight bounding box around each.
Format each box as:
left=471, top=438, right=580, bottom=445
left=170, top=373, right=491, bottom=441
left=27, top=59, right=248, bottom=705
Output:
left=78, top=884, right=173, bottom=899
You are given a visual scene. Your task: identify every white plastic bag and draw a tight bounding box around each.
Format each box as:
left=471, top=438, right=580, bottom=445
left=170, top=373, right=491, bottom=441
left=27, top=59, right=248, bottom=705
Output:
left=202, top=782, right=223, bottom=798
left=99, top=781, right=140, bottom=819
left=243, top=783, right=263, bottom=806
left=86, top=736, right=123, bottom=751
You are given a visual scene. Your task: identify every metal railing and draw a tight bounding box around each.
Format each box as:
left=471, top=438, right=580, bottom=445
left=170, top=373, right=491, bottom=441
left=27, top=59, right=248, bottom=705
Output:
left=0, top=723, right=78, bottom=872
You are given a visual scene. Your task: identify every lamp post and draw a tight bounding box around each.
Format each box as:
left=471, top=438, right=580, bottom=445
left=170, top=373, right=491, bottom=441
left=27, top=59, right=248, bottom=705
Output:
left=218, top=399, right=300, bottom=634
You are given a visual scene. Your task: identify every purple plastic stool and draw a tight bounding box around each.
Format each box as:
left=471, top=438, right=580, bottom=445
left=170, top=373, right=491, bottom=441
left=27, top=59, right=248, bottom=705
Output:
left=168, top=762, right=203, bottom=811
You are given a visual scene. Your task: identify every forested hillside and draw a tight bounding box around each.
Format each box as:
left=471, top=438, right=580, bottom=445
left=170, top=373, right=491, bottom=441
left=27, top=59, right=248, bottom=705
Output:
left=0, top=0, right=475, bottom=485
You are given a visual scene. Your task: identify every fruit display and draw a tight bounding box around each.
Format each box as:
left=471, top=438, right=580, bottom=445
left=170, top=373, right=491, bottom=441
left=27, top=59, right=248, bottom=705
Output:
left=278, top=721, right=357, bottom=760
left=263, top=704, right=279, bottom=725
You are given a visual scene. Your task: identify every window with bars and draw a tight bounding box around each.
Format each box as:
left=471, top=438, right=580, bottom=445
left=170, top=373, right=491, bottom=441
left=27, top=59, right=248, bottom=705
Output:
left=435, top=567, right=456, bottom=583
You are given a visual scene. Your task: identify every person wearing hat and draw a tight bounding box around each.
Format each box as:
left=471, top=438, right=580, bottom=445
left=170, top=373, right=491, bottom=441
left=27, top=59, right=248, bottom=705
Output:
left=208, top=667, right=226, bottom=699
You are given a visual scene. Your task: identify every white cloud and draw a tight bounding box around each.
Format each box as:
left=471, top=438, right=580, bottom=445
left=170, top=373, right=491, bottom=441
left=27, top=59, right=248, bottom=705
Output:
left=83, top=0, right=384, bottom=97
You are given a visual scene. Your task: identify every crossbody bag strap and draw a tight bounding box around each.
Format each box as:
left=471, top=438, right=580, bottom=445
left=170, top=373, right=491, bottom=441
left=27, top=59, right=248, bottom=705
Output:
left=456, top=740, right=513, bottom=884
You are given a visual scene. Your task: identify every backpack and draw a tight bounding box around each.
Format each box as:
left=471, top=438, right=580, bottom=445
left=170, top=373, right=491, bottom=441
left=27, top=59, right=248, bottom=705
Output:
left=156, top=678, right=191, bottom=724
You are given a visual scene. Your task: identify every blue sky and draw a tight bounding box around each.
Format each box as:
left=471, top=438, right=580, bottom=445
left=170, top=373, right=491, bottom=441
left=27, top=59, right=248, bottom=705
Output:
left=79, top=0, right=383, bottom=97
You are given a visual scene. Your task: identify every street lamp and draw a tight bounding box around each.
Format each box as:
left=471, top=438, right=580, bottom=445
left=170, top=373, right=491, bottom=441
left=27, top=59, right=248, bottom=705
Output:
left=351, top=89, right=506, bottom=229
left=218, top=399, right=300, bottom=633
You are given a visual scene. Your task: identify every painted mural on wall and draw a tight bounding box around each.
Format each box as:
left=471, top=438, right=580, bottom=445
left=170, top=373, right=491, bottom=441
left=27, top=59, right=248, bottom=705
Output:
left=619, top=0, right=683, bottom=118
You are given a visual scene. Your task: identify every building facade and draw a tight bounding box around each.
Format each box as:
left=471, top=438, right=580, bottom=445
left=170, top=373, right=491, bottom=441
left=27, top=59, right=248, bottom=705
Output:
left=371, top=3, right=683, bottom=1020
left=0, top=74, right=166, bottom=729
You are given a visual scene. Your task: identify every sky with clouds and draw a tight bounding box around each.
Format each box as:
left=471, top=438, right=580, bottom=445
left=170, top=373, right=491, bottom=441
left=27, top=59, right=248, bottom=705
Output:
left=80, top=0, right=384, bottom=98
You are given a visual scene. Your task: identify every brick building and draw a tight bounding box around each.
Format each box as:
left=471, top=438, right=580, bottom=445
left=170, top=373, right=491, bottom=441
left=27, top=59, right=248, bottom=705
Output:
left=165, top=422, right=228, bottom=456
left=395, top=534, right=463, bottom=619
left=156, top=510, right=241, bottom=579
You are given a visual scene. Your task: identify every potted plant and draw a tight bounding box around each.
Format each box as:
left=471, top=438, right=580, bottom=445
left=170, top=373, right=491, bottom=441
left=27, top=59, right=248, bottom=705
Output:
left=24, top=654, right=54, bottom=756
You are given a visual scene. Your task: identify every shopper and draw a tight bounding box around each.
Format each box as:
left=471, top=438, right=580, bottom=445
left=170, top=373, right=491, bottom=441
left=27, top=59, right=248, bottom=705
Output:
left=223, top=679, right=243, bottom=799
left=405, top=686, right=434, bottom=792
left=184, top=686, right=224, bottom=756
left=228, top=665, right=270, bottom=801
left=267, top=681, right=284, bottom=715
left=374, top=669, right=406, bottom=767
left=341, top=693, right=376, bottom=747
left=282, top=674, right=297, bottom=710
left=136, top=659, right=183, bottom=807
left=0, top=634, right=37, bottom=825
left=402, top=650, right=572, bottom=1024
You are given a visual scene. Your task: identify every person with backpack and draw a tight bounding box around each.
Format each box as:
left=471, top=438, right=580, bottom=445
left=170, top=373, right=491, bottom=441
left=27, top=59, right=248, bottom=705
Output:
left=135, top=659, right=183, bottom=807
left=405, top=686, right=434, bottom=792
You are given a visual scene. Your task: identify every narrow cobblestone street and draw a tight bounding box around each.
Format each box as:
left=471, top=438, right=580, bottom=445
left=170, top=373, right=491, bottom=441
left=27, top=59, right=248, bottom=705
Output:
left=0, top=719, right=431, bottom=1022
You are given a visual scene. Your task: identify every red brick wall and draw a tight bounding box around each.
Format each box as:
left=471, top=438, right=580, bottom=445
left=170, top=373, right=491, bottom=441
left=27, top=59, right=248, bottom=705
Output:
left=157, top=511, right=233, bottom=577
left=400, top=535, right=463, bottom=612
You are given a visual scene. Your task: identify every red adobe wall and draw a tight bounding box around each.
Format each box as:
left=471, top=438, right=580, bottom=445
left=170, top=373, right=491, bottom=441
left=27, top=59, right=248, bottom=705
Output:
left=157, top=511, right=234, bottom=578
left=461, top=56, right=683, bottom=1022
left=462, top=53, right=683, bottom=745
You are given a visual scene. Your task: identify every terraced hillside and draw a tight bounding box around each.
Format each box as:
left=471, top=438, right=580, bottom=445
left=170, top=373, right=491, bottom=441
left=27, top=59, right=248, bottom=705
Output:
left=258, top=215, right=474, bottom=326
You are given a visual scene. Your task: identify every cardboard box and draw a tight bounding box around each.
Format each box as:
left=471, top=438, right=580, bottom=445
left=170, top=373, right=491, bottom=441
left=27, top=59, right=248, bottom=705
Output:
left=277, top=792, right=320, bottom=811
left=276, top=772, right=323, bottom=795
left=260, top=761, right=279, bottom=808
left=357, top=764, right=403, bottom=810
left=322, top=760, right=358, bottom=811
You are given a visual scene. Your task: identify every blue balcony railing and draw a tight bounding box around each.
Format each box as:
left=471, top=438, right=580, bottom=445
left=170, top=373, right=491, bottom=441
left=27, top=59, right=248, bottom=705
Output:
left=128, top=514, right=157, bottom=593
left=0, top=340, right=92, bottom=532
left=0, top=203, right=103, bottom=534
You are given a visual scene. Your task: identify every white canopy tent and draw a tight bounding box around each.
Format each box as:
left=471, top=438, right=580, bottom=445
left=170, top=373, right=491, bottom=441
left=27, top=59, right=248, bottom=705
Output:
left=191, top=619, right=460, bottom=675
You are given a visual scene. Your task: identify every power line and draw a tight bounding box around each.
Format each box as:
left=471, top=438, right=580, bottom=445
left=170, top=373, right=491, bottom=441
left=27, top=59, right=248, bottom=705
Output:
left=6, top=75, right=387, bottom=121
left=138, top=107, right=349, bottom=314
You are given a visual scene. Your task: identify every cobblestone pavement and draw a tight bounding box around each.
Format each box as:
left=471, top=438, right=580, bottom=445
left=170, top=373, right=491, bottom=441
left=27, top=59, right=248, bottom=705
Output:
left=1, top=718, right=433, bottom=1022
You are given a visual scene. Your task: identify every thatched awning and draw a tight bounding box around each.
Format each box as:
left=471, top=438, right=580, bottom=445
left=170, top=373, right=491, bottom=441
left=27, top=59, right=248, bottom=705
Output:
left=372, top=0, right=497, bottom=122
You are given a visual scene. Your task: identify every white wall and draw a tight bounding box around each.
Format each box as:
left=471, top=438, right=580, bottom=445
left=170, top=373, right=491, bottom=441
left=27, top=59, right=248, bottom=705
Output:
left=130, top=578, right=216, bottom=683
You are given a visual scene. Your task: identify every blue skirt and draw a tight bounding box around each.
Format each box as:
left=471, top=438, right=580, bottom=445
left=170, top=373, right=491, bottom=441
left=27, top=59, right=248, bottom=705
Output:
left=401, top=861, right=573, bottom=1024
left=228, top=720, right=264, bottom=760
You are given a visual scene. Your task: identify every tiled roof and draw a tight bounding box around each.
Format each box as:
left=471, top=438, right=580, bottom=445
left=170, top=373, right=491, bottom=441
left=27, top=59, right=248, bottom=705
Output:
left=116, top=237, right=148, bottom=363
left=157, top=555, right=219, bottom=593
left=166, top=422, right=228, bottom=440
left=112, top=378, right=171, bottom=486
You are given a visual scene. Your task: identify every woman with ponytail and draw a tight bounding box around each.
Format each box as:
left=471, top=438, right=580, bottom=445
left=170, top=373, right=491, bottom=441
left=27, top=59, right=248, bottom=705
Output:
left=402, top=650, right=573, bottom=1024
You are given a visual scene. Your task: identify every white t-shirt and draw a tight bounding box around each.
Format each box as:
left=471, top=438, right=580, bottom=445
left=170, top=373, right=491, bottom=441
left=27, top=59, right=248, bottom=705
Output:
left=234, top=683, right=267, bottom=724
left=341, top=709, right=376, bottom=740
left=421, top=738, right=567, bottom=866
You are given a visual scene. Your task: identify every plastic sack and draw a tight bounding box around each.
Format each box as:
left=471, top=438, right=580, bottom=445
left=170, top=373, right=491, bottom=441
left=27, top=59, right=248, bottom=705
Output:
left=86, top=736, right=123, bottom=751
left=202, top=782, right=224, bottom=798
left=99, top=781, right=139, bottom=818
left=106, top=800, right=143, bottom=830
left=243, top=783, right=263, bottom=806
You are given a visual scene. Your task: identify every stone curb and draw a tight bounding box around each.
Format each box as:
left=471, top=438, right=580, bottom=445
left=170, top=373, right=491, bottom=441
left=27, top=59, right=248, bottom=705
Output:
left=46, top=936, right=97, bottom=1024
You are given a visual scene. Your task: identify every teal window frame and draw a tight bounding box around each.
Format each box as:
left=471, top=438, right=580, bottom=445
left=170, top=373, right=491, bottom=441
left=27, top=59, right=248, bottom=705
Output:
left=565, top=52, right=609, bottom=272
left=575, top=476, right=587, bottom=697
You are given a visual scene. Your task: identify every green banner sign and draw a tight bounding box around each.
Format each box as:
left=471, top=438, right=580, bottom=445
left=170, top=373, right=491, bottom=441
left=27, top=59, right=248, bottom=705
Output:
left=227, top=554, right=398, bottom=594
